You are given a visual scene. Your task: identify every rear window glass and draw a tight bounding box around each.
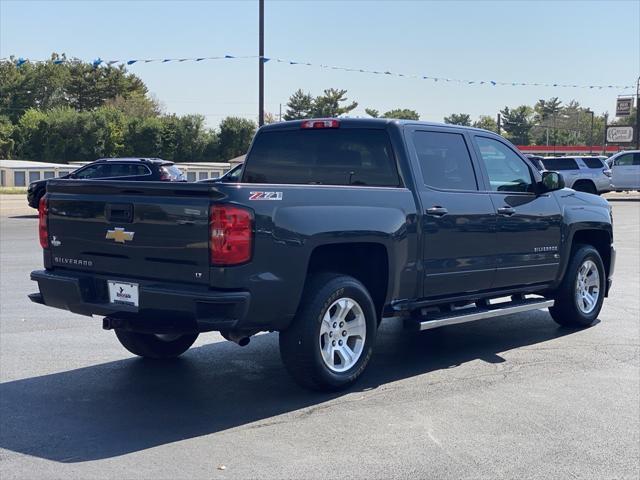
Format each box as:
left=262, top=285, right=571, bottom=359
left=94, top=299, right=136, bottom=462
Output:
left=243, top=129, right=401, bottom=187
left=582, top=158, right=605, bottom=169
left=542, top=158, right=579, bottom=170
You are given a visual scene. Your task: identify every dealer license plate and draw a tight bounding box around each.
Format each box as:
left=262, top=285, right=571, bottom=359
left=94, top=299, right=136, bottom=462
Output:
left=107, top=281, right=139, bottom=307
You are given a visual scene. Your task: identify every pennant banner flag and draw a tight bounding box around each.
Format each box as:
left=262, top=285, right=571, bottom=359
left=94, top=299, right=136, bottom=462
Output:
left=2, top=54, right=634, bottom=90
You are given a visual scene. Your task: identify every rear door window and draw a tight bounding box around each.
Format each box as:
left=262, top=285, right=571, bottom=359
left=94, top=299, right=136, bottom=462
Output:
left=412, top=131, right=478, bottom=191
left=582, top=158, right=605, bottom=169
left=542, top=158, right=579, bottom=170
left=108, top=163, right=150, bottom=177
left=244, top=129, right=401, bottom=187
left=615, top=153, right=640, bottom=166
left=74, top=164, right=110, bottom=179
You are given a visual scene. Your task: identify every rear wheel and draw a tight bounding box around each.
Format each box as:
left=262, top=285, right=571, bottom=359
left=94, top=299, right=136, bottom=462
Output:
left=114, top=329, right=198, bottom=359
left=549, top=245, right=605, bottom=327
left=279, top=273, right=377, bottom=391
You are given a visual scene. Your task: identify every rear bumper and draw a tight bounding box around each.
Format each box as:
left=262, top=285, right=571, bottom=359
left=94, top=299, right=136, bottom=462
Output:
left=30, top=269, right=250, bottom=333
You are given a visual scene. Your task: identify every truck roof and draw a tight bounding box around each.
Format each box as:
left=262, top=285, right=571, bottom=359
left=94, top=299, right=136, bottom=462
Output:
left=258, top=117, right=492, bottom=134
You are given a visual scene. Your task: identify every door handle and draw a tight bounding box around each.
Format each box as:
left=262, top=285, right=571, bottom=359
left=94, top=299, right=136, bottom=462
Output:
left=426, top=206, right=448, bottom=217
left=497, top=206, right=515, bottom=216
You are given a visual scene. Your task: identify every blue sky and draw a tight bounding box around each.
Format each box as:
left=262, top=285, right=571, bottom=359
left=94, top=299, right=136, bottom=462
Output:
left=1, top=0, right=639, bottom=126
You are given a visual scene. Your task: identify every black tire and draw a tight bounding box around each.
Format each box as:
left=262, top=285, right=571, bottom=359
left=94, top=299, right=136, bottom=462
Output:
left=114, top=329, right=198, bottom=359
left=279, top=273, right=378, bottom=391
left=573, top=181, right=597, bottom=195
left=549, top=245, right=605, bottom=327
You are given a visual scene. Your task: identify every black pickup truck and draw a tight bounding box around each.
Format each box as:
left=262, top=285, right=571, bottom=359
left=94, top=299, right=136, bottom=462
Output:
left=30, top=118, right=615, bottom=391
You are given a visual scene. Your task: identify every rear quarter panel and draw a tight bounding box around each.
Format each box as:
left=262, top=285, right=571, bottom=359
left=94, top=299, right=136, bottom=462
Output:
left=213, top=184, right=419, bottom=330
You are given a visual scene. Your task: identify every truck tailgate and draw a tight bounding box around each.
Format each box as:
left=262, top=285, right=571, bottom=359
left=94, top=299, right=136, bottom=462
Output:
left=45, top=180, right=219, bottom=285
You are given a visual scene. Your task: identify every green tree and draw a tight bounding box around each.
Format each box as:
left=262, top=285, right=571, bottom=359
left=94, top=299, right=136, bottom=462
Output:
left=382, top=108, right=420, bottom=120
left=0, top=115, right=15, bottom=158
left=218, top=116, right=256, bottom=160
left=283, top=89, right=314, bottom=120
left=473, top=115, right=498, bottom=133
left=534, top=97, right=562, bottom=123
left=123, top=116, right=163, bottom=157
left=311, top=88, right=358, bottom=118
left=14, top=108, right=48, bottom=160
left=0, top=54, right=150, bottom=119
left=444, top=113, right=471, bottom=126
left=365, top=107, right=420, bottom=120
left=500, top=105, right=533, bottom=145
left=104, top=93, right=161, bottom=118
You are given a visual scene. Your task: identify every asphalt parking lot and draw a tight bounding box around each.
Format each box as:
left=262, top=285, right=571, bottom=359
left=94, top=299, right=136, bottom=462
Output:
left=1, top=194, right=638, bottom=480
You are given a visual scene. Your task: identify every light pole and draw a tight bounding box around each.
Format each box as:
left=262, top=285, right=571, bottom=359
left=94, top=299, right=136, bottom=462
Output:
left=258, top=0, right=265, bottom=127
left=585, top=109, right=594, bottom=154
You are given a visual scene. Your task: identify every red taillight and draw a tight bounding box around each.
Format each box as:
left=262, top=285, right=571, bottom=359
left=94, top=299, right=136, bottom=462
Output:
left=209, top=205, right=253, bottom=265
left=301, top=119, right=340, bottom=129
left=38, top=195, right=49, bottom=249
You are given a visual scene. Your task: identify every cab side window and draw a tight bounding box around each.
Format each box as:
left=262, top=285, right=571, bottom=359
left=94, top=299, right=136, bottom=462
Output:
left=74, top=164, right=109, bottom=179
left=475, top=137, right=534, bottom=193
left=615, top=153, right=637, bottom=166
left=412, top=131, right=478, bottom=191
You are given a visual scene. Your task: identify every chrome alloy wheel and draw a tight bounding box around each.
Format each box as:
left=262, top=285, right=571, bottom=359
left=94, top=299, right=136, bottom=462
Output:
left=319, top=297, right=367, bottom=373
left=575, top=259, right=600, bottom=314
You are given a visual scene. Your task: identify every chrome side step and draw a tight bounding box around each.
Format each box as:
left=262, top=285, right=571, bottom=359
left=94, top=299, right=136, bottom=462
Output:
left=405, top=298, right=554, bottom=331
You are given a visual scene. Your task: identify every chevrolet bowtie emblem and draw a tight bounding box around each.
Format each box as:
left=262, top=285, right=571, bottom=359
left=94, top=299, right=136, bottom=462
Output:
left=106, top=227, right=135, bottom=243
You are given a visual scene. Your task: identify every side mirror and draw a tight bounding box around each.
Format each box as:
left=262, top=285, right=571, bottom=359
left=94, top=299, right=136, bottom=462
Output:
left=540, top=170, right=565, bottom=193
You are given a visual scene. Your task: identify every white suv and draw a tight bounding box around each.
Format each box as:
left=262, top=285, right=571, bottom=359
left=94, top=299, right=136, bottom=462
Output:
left=540, top=156, right=612, bottom=195
left=607, top=150, right=640, bottom=192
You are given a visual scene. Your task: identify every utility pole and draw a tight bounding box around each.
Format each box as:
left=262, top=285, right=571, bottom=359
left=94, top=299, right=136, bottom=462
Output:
left=497, top=113, right=501, bottom=135
left=602, top=113, right=608, bottom=156
left=258, top=0, right=265, bottom=127
left=279, top=103, right=282, bottom=122
left=586, top=109, right=594, bottom=154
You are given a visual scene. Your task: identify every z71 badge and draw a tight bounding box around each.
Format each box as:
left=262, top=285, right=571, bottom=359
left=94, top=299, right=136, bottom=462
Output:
left=249, top=191, right=283, bottom=201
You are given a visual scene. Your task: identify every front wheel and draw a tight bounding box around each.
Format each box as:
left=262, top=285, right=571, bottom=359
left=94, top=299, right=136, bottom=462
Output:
left=549, top=245, right=605, bottom=327
left=115, top=329, right=199, bottom=359
left=279, top=273, right=377, bottom=391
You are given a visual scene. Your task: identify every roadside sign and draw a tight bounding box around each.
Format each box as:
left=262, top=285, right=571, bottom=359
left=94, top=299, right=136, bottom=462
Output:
left=606, top=126, right=634, bottom=143
left=616, top=97, right=634, bottom=116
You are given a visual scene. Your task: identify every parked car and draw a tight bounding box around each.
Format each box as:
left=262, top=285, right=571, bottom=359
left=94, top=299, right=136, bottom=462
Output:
left=201, top=163, right=244, bottom=183
left=27, top=158, right=185, bottom=208
left=30, top=118, right=614, bottom=391
left=607, top=150, right=640, bottom=191
left=524, top=154, right=545, bottom=171
left=539, top=156, right=611, bottom=194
